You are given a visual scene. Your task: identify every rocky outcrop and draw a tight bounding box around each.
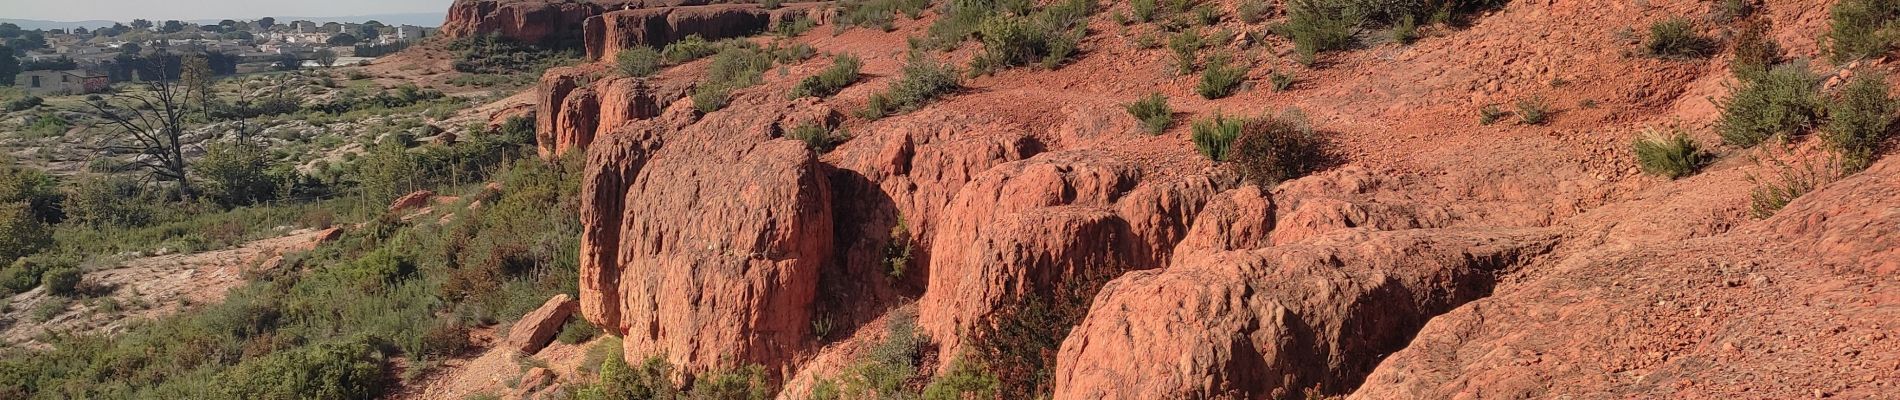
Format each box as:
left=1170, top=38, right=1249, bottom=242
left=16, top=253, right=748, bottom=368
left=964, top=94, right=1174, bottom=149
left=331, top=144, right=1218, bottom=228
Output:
left=506, top=294, right=579, bottom=354
left=1350, top=159, right=1900, bottom=399
left=917, top=152, right=1230, bottom=357
left=442, top=0, right=611, bottom=45
left=585, top=4, right=772, bottom=61
left=536, top=67, right=693, bottom=158
left=389, top=190, right=437, bottom=213
left=1053, top=229, right=1558, bottom=399
left=578, top=108, right=833, bottom=380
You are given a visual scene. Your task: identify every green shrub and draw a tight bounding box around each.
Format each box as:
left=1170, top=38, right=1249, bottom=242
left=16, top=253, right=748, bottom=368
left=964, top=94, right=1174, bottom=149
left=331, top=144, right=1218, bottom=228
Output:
left=660, top=35, right=720, bottom=64
left=1646, top=17, right=1714, bottom=58
left=1731, top=20, right=1783, bottom=79
left=1632, top=128, right=1707, bottom=179
left=859, top=55, right=962, bottom=119
left=1270, top=70, right=1296, bottom=91
left=1, top=258, right=53, bottom=294
left=787, top=122, right=848, bottom=153
left=1192, top=113, right=1247, bottom=161
left=1827, top=0, right=1900, bottom=63
left=221, top=338, right=390, bottom=400
left=883, top=217, right=912, bottom=278
left=616, top=46, right=663, bottom=77
left=1197, top=53, right=1248, bottom=99
left=556, top=316, right=601, bottom=344
left=1231, top=112, right=1331, bottom=188
left=836, top=0, right=929, bottom=31
left=0, top=202, right=51, bottom=265
left=1717, top=64, right=1822, bottom=147
left=818, top=309, right=927, bottom=398
left=920, top=357, right=1000, bottom=400
left=791, top=54, right=864, bottom=99
left=197, top=142, right=283, bottom=208
left=0, top=160, right=62, bottom=223
left=1748, top=158, right=1844, bottom=218
left=1516, top=96, right=1552, bottom=125
left=1278, top=0, right=1362, bottom=65
left=1824, top=73, right=1897, bottom=171
left=1131, top=0, right=1160, bottom=22
left=571, top=353, right=680, bottom=400
left=1168, top=30, right=1204, bottom=75
left=1393, top=14, right=1420, bottom=44
left=6, top=96, right=43, bottom=112
left=1124, top=93, right=1173, bottom=134
left=1237, top=0, right=1270, bottom=23
left=41, top=267, right=81, bottom=296
left=1479, top=104, right=1507, bottom=125
left=968, top=1, right=1094, bottom=74
left=692, top=84, right=735, bottom=113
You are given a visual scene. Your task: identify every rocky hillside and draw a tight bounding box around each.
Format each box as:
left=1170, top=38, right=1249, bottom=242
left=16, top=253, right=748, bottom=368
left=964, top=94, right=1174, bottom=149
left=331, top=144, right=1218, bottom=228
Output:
left=451, top=0, right=1898, bottom=398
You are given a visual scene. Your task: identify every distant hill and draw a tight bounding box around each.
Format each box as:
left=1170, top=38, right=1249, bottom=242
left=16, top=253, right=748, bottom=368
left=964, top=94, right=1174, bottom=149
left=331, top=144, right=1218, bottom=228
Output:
left=0, top=12, right=445, bottom=31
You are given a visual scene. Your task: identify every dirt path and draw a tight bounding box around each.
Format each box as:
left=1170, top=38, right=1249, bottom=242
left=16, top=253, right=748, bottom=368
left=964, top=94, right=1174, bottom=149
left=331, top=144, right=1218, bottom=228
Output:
left=0, top=228, right=339, bottom=348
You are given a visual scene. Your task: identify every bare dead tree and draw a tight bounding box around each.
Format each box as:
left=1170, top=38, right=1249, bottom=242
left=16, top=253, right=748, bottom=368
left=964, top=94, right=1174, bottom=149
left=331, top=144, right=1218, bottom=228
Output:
left=84, top=62, right=199, bottom=201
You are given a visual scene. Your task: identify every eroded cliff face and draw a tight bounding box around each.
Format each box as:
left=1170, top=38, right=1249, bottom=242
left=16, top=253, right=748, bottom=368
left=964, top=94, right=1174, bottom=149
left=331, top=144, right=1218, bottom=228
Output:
left=526, top=0, right=1900, bottom=397
left=441, top=0, right=610, bottom=45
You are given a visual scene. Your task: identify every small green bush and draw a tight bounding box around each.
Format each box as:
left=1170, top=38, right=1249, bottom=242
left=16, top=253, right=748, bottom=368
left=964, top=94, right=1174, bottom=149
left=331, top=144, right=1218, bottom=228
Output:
left=791, top=54, right=864, bottom=99
left=616, top=46, right=663, bottom=77
left=883, top=217, right=912, bottom=278
left=1231, top=113, right=1331, bottom=188
left=968, top=1, right=1094, bottom=74
left=1237, top=0, right=1270, bottom=23
left=1168, top=30, right=1205, bottom=75
left=836, top=0, right=929, bottom=31
left=1827, top=0, right=1900, bottom=63
left=660, top=35, right=719, bottom=64
left=921, top=357, right=1001, bottom=400
left=1748, top=159, right=1843, bottom=218
left=1269, top=70, right=1296, bottom=91
left=197, top=142, right=283, bottom=208
left=787, top=123, right=848, bottom=153
left=859, top=55, right=962, bottom=119
left=1278, top=0, right=1362, bottom=65
left=1717, top=64, right=1822, bottom=147
left=556, top=316, right=601, bottom=344
left=1192, top=113, right=1247, bottom=161
left=1392, top=14, right=1421, bottom=44
left=1632, top=128, right=1707, bottom=179
left=221, top=338, right=390, bottom=400
left=1731, top=20, right=1783, bottom=79
left=1479, top=104, right=1507, bottom=125
left=1124, top=93, right=1173, bottom=134
left=1646, top=17, right=1715, bottom=58
left=1516, top=96, right=1552, bottom=125
left=1131, top=0, right=1160, bottom=22
left=1824, top=73, right=1897, bottom=171
left=41, top=267, right=81, bottom=296
left=0, top=202, right=51, bottom=265
left=1, top=258, right=55, bottom=294
left=1197, top=53, right=1248, bottom=99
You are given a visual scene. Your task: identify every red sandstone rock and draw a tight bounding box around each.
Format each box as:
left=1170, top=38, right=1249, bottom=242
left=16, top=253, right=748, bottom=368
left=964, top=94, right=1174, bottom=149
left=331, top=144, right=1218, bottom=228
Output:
left=506, top=294, right=579, bottom=355
left=578, top=108, right=832, bottom=380
left=442, top=0, right=607, bottom=44
left=1054, top=229, right=1559, bottom=399
left=388, top=190, right=437, bottom=213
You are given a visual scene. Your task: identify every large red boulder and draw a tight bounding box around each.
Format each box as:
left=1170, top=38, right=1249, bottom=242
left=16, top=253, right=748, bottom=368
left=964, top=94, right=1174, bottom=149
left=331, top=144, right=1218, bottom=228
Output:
left=1053, top=229, right=1559, bottom=399
left=577, top=107, right=833, bottom=380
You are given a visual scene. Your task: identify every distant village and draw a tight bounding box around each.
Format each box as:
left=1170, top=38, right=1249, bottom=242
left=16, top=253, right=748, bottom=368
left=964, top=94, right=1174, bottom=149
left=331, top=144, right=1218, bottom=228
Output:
left=2, top=18, right=434, bottom=96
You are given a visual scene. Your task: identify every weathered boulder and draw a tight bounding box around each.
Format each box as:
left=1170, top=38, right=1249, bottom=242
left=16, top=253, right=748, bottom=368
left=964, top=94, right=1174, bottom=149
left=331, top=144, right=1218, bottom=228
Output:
left=536, top=67, right=593, bottom=158
left=579, top=109, right=833, bottom=380
left=1351, top=159, right=1900, bottom=399
left=442, top=0, right=608, bottom=45
left=388, top=190, right=437, bottom=213
left=506, top=294, right=579, bottom=355
left=917, top=153, right=1138, bottom=354
left=1053, top=229, right=1558, bottom=399
left=584, top=4, right=775, bottom=61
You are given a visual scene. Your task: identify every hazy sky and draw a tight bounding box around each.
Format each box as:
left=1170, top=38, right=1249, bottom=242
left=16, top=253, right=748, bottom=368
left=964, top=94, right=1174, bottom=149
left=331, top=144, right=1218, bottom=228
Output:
left=0, top=0, right=453, bottom=22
